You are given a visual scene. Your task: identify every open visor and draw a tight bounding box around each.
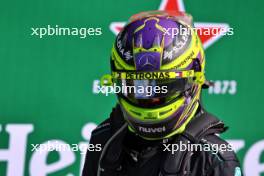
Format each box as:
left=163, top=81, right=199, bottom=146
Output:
left=112, top=70, right=195, bottom=108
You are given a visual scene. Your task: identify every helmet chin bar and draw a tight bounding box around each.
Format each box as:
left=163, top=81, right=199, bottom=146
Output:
left=119, top=87, right=201, bottom=140
left=120, top=103, right=182, bottom=139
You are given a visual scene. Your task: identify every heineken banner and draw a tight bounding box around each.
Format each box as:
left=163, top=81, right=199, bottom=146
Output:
left=0, top=0, right=263, bottom=175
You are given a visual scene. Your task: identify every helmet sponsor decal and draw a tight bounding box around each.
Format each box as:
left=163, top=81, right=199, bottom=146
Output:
left=138, top=126, right=166, bottom=133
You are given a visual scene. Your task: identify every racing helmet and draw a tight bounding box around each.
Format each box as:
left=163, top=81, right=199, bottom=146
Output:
left=109, top=11, right=206, bottom=140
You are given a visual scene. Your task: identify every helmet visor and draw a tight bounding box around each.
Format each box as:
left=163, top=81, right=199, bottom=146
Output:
left=112, top=70, right=195, bottom=108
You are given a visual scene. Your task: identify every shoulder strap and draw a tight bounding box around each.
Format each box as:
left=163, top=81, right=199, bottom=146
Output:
left=97, top=105, right=128, bottom=175
left=161, top=111, right=227, bottom=175
left=182, top=111, right=227, bottom=142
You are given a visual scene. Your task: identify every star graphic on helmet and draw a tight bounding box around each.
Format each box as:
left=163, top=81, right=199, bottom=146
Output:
left=109, top=0, right=230, bottom=49
left=139, top=54, right=156, bottom=67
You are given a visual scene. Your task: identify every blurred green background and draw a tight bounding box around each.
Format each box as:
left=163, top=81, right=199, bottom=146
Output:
left=0, top=0, right=263, bottom=175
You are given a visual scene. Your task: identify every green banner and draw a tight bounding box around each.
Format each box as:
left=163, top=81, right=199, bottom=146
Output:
left=0, top=0, right=263, bottom=175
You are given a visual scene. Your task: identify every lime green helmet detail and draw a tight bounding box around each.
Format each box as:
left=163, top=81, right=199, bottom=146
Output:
left=110, top=11, right=206, bottom=140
